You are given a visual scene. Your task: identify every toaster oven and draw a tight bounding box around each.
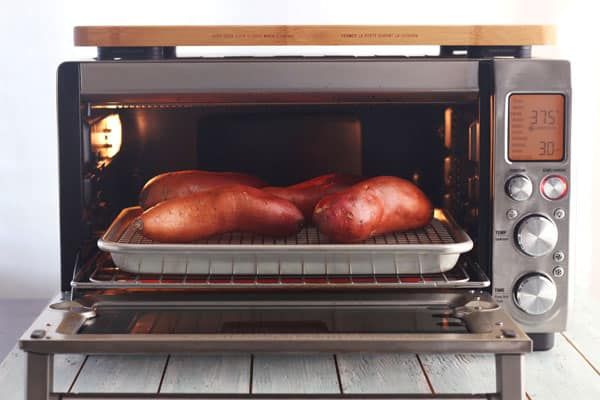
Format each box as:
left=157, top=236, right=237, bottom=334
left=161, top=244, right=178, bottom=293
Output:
left=20, top=25, right=569, bottom=400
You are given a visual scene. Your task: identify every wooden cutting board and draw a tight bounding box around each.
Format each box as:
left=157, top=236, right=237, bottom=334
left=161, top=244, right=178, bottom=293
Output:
left=74, top=25, right=555, bottom=47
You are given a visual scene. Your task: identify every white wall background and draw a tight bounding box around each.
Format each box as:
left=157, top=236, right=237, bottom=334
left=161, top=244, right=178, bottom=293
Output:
left=0, top=0, right=598, bottom=299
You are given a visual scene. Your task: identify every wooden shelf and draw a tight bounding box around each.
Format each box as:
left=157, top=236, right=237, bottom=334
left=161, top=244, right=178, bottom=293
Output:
left=74, top=25, right=555, bottom=47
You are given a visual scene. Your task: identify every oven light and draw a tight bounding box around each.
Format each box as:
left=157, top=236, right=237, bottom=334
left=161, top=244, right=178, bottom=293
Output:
left=91, top=114, right=122, bottom=164
left=444, top=107, right=453, bottom=149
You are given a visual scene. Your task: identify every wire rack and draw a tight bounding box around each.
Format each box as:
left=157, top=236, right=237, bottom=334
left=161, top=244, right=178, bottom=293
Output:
left=72, top=252, right=489, bottom=290
left=117, top=217, right=455, bottom=246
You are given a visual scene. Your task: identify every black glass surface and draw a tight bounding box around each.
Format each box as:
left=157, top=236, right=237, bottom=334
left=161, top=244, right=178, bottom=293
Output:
left=78, top=306, right=467, bottom=334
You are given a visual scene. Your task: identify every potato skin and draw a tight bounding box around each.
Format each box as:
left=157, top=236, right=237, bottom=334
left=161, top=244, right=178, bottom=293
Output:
left=139, top=170, right=267, bottom=210
left=263, top=173, right=361, bottom=220
left=140, top=185, right=304, bottom=243
left=313, top=176, right=433, bottom=243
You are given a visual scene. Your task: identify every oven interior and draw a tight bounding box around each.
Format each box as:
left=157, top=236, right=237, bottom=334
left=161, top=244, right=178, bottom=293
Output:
left=73, top=100, right=487, bottom=295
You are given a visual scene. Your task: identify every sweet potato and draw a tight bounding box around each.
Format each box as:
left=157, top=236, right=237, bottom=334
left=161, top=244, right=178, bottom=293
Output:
left=139, top=185, right=304, bottom=243
left=139, top=170, right=267, bottom=209
left=263, top=173, right=361, bottom=220
left=313, top=176, right=433, bottom=243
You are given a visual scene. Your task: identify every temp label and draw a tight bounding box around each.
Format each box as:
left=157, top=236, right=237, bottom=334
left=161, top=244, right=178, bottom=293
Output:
left=495, top=230, right=509, bottom=241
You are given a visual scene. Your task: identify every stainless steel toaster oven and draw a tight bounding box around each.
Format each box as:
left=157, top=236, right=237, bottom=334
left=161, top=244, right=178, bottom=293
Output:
left=20, top=25, right=569, bottom=400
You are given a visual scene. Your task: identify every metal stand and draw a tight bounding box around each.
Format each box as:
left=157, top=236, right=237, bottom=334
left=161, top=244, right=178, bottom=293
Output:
left=20, top=293, right=531, bottom=399
left=26, top=352, right=56, bottom=400
left=496, top=354, right=525, bottom=400
left=22, top=350, right=526, bottom=399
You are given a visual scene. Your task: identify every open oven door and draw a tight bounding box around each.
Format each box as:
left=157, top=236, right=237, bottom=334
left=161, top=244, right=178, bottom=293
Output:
left=20, top=289, right=531, bottom=400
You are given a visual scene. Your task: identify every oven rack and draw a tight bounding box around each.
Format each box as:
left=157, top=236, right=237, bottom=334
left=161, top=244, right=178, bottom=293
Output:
left=72, top=253, right=489, bottom=290
left=98, top=207, right=473, bottom=276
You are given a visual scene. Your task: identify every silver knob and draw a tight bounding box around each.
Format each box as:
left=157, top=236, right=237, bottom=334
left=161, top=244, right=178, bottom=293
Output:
left=515, top=215, right=558, bottom=257
left=541, top=175, right=568, bottom=200
left=514, top=274, right=557, bottom=315
left=506, top=175, right=533, bottom=201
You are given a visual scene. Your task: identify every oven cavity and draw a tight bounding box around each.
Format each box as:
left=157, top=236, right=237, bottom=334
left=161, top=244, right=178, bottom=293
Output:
left=74, top=101, right=485, bottom=294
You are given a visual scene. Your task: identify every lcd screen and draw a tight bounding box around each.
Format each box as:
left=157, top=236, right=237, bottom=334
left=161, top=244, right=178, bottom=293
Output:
left=508, top=94, right=565, bottom=161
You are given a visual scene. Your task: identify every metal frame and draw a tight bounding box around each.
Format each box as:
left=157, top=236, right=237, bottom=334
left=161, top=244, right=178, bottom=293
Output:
left=58, top=57, right=482, bottom=292
left=23, top=351, right=525, bottom=400
left=21, top=292, right=529, bottom=400
left=78, top=59, right=479, bottom=100
left=24, top=359, right=522, bottom=399
left=57, top=62, right=84, bottom=292
left=26, top=352, right=57, bottom=400
left=71, top=254, right=489, bottom=291
left=23, top=350, right=524, bottom=400
left=496, top=354, right=525, bottom=400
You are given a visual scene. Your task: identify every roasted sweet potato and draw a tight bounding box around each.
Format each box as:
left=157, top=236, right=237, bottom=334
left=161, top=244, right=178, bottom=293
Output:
left=313, top=176, right=433, bottom=243
left=139, top=170, right=267, bottom=209
left=263, top=173, right=361, bottom=220
left=139, top=185, right=304, bottom=243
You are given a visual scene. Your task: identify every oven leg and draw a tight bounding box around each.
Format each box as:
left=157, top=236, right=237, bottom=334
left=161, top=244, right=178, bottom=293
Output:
left=495, top=354, right=525, bottom=400
left=26, top=352, right=56, bottom=400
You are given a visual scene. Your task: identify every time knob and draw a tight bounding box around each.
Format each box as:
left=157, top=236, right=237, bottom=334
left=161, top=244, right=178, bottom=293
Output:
left=505, top=175, right=533, bottom=201
left=514, top=274, right=557, bottom=315
left=515, top=215, right=558, bottom=257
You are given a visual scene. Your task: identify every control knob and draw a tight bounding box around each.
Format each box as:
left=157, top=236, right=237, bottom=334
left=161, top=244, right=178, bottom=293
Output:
left=514, top=274, right=557, bottom=315
left=515, top=215, right=558, bottom=257
left=506, top=175, right=533, bottom=201
left=541, top=175, right=568, bottom=200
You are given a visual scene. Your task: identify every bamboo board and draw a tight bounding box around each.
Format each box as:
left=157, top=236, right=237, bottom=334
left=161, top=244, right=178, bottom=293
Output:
left=74, top=25, right=555, bottom=47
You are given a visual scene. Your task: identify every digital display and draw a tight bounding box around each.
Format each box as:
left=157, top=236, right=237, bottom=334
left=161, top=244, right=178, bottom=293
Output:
left=508, top=94, right=565, bottom=161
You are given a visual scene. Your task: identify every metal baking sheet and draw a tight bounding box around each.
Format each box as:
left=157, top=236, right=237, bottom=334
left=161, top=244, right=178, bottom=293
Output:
left=98, top=207, right=473, bottom=275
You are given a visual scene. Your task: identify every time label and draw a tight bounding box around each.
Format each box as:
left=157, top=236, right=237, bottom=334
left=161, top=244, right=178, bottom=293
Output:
left=508, top=94, right=565, bottom=161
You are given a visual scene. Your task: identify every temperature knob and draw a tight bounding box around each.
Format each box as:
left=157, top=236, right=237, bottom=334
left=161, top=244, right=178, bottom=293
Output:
left=515, top=215, right=558, bottom=257
left=541, top=175, right=568, bottom=200
left=514, top=274, right=557, bottom=315
left=505, top=175, right=533, bottom=201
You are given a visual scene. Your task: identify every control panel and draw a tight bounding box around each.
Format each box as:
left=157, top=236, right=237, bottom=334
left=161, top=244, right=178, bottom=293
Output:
left=496, top=164, right=569, bottom=330
left=492, top=59, right=570, bottom=334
